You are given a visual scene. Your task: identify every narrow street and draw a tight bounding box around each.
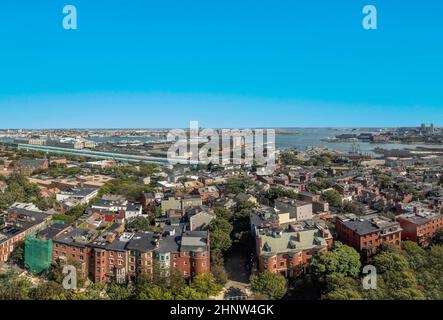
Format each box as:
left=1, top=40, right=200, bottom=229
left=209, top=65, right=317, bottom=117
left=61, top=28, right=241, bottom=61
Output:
left=215, top=241, right=254, bottom=300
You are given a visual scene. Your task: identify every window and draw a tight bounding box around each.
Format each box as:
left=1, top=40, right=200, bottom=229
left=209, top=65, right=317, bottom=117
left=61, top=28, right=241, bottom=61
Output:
left=118, top=260, right=123, bottom=266
left=118, top=252, right=123, bottom=258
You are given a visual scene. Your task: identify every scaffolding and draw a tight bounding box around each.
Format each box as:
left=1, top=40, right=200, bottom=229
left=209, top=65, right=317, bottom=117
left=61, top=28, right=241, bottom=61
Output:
left=24, top=236, right=53, bottom=275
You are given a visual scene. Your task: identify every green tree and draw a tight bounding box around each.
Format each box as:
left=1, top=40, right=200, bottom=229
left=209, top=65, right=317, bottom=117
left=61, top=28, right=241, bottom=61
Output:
left=0, top=173, right=47, bottom=210
left=250, top=271, right=287, bottom=300
left=30, top=281, right=68, bottom=300
left=206, top=217, right=233, bottom=235
left=176, top=287, right=208, bottom=300
left=310, top=242, right=361, bottom=278
left=0, top=272, right=32, bottom=300
left=321, top=190, right=342, bottom=208
left=375, top=173, right=394, bottom=189
left=210, top=230, right=232, bottom=252
left=106, top=282, right=132, bottom=300
left=321, top=273, right=363, bottom=300
left=10, top=242, right=25, bottom=266
left=211, top=264, right=228, bottom=286
left=126, top=216, right=161, bottom=232
left=226, top=177, right=252, bottom=194
left=169, top=269, right=187, bottom=293
left=307, top=179, right=334, bottom=192
left=213, top=207, right=233, bottom=221
left=191, top=273, right=223, bottom=298
left=326, top=288, right=363, bottom=300
left=341, top=201, right=364, bottom=215
left=372, top=251, right=425, bottom=300
left=71, top=283, right=108, bottom=300
left=280, top=152, right=304, bottom=166
left=135, top=283, right=174, bottom=300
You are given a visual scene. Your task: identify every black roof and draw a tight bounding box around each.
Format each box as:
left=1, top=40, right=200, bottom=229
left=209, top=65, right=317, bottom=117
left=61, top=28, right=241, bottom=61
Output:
left=38, top=223, right=68, bottom=240
left=126, top=232, right=157, bottom=252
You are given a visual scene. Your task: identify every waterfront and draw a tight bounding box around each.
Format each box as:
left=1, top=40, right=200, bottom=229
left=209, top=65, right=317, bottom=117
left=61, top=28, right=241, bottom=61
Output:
left=1, top=128, right=431, bottom=157
left=89, top=128, right=429, bottom=156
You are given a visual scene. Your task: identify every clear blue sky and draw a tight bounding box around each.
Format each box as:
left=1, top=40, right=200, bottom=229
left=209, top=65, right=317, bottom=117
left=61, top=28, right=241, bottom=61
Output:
left=0, top=0, right=442, bottom=128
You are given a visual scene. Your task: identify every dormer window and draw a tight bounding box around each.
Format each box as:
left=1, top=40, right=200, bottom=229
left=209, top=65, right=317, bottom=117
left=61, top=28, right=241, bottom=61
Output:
left=288, top=240, right=297, bottom=249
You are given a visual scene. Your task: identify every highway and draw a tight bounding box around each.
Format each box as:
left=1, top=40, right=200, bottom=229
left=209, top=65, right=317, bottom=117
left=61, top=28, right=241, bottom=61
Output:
left=14, top=143, right=198, bottom=165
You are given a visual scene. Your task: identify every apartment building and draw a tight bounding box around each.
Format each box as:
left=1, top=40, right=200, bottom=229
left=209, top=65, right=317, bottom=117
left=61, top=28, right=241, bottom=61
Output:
left=397, top=212, right=443, bottom=246
left=256, top=221, right=333, bottom=278
left=0, top=206, right=50, bottom=263
left=52, top=224, right=210, bottom=284
left=335, top=214, right=402, bottom=258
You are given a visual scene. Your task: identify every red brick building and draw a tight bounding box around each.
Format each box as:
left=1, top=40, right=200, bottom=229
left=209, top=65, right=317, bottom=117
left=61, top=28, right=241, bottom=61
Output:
left=256, top=222, right=333, bottom=278
left=14, top=159, right=49, bottom=174
left=52, top=226, right=210, bottom=284
left=397, top=212, right=443, bottom=247
left=335, top=214, right=402, bottom=258
left=0, top=206, right=50, bottom=264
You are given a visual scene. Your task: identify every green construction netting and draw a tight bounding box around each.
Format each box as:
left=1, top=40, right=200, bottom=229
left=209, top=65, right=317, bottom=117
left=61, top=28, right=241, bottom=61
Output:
left=24, top=236, right=53, bottom=275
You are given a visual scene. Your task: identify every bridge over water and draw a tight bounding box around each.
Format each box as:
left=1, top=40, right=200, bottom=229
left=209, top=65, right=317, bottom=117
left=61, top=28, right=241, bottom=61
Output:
left=14, top=143, right=197, bottom=165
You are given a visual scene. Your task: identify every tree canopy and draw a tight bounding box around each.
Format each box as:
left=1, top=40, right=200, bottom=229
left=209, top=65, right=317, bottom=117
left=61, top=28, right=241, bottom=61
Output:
left=250, top=271, right=287, bottom=300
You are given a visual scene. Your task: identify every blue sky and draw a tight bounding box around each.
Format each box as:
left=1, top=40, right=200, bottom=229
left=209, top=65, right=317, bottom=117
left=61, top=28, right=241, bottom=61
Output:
left=0, top=0, right=442, bottom=128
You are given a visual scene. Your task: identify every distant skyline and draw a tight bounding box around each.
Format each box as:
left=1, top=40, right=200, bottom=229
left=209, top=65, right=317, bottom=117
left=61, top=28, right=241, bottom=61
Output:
left=0, top=0, right=442, bottom=128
